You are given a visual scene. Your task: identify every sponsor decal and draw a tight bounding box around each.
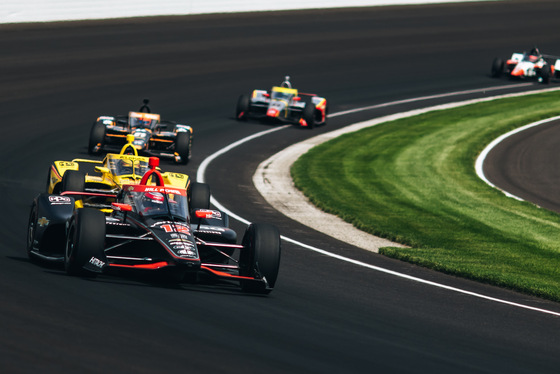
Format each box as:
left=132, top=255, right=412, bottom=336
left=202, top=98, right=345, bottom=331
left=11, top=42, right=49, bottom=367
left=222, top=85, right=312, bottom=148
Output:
left=195, top=210, right=222, bottom=220
left=89, top=256, right=105, bottom=268
left=170, top=233, right=190, bottom=240
left=197, top=229, right=224, bottom=236
left=168, top=238, right=193, bottom=244
left=176, top=248, right=196, bottom=257
left=152, top=221, right=191, bottom=234
left=48, top=196, right=72, bottom=205
left=38, top=217, right=49, bottom=227
left=144, top=186, right=183, bottom=195
left=106, top=221, right=131, bottom=227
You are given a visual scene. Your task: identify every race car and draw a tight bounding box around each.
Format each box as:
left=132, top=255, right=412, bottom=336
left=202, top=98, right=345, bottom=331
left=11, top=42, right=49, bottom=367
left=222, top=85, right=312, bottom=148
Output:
left=27, top=164, right=281, bottom=294
left=47, top=138, right=193, bottom=212
left=491, top=47, right=560, bottom=83
left=88, top=99, right=193, bottom=164
left=235, top=76, right=328, bottom=128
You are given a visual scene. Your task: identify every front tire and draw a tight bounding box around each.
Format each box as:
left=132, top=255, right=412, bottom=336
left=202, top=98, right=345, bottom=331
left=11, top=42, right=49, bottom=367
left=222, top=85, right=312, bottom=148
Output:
left=302, top=103, right=317, bottom=129
left=538, top=64, right=552, bottom=84
left=65, top=208, right=106, bottom=276
left=491, top=58, right=504, bottom=78
left=88, top=121, right=106, bottom=155
left=174, top=132, right=192, bottom=164
left=236, top=95, right=251, bottom=121
left=26, top=202, right=40, bottom=263
left=240, top=223, right=281, bottom=294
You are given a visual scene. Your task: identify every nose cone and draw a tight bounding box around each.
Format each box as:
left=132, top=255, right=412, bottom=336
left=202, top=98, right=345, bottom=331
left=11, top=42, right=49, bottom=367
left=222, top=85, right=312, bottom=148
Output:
left=267, top=108, right=279, bottom=117
left=511, top=67, right=524, bottom=77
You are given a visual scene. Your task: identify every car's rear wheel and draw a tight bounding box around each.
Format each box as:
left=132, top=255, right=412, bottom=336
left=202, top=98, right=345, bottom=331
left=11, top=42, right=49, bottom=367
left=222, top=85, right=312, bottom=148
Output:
left=61, top=170, right=85, bottom=193
left=174, top=131, right=191, bottom=164
left=239, top=223, right=281, bottom=294
left=236, top=94, right=251, bottom=121
left=65, top=208, right=106, bottom=276
left=88, top=121, right=106, bottom=155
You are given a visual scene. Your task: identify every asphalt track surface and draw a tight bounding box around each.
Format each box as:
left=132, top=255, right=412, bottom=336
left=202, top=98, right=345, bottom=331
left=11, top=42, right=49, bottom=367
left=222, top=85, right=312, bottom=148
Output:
left=3, top=1, right=560, bottom=372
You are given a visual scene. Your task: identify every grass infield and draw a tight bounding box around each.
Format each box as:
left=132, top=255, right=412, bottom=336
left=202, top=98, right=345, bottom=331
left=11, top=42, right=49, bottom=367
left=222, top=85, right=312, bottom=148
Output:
left=292, top=91, right=560, bottom=302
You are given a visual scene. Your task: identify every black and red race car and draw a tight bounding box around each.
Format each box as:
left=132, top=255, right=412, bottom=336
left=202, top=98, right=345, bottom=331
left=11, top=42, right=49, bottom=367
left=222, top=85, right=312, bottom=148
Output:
left=27, top=159, right=281, bottom=294
left=235, top=76, right=328, bottom=128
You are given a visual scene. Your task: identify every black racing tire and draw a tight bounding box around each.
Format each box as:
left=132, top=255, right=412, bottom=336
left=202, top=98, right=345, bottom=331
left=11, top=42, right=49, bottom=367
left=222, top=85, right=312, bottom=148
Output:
left=491, top=58, right=504, bottom=78
left=61, top=170, right=85, bottom=193
left=236, top=94, right=251, bottom=121
left=65, top=208, right=106, bottom=276
left=26, top=201, right=40, bottom=263
left=239, top=223, right=281, bottom=294
left=189, top=182, right=211, bottom=210
left=302, top=102, right=317, bottom=129
left=88, top=121, right=106, bottom=155
left=174, top=131, right=191, bottom=165
left=539, top=64, right=552, bottom=84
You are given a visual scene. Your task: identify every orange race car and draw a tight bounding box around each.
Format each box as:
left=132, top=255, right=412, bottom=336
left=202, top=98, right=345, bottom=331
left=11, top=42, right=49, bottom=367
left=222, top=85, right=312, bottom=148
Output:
left=88, top=99, right=193, bottom=164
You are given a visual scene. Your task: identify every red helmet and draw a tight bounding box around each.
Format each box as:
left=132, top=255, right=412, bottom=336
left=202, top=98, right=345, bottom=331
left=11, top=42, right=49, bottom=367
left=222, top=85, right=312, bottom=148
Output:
left=145, top=191, right=164, bottom=203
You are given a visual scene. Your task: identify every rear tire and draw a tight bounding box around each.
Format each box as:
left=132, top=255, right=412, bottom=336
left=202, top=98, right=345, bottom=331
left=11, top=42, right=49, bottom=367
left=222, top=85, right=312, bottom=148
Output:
left=65, top=208, right=106, bottom=276
left=61, top=170, right=85, bottom=193
left=236, top=95, right=251, bottom=121
left=174, top=132, right=191, bottom=164
left=189, top=182, right=211, bottom=210
left=240, top=223, right=281, bottom=294
left=88, top=121, right=106, bottom=155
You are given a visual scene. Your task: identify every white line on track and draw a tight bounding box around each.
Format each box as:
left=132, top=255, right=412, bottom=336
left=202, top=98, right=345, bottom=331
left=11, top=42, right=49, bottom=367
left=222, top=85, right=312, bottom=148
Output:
left=475, top=115, right=560, bottom=201
left=197, top=83, right=560, bottom=317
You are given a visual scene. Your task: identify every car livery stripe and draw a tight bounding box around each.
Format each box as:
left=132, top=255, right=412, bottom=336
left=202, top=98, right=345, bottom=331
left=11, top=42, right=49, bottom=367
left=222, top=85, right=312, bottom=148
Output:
left=109, top=261, right=171, bottom=269
left=200, top=265, right=255, bottom=280
left=51, top=165, right=62, bottom=180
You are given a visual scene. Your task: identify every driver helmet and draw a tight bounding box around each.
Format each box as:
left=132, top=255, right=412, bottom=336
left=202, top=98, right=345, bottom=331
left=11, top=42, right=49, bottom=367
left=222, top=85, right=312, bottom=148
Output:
left=118, top=159, right=134, bottom=174
left=281, top=75, right=292, bottom=88
left=145, top=191, right=164, bottom=204
left=141, top=191, right=165, bottom=213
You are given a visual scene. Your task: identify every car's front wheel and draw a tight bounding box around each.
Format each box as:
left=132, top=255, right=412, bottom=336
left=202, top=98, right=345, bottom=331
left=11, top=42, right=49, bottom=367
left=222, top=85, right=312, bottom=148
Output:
left=174, top=131, right=192, bottom=164
left=236, top=94, right=251, bottom=121
left=88, top=121, right=106, bottom=155
left=302, top=103, right=317, bottom=129
left=26, top=201, right=40, bottom=263
left=239, top=223, right=281, bottom=294
left=491, top=57, right=504, bottom=78
left=65, top=208, right=106, bottom=276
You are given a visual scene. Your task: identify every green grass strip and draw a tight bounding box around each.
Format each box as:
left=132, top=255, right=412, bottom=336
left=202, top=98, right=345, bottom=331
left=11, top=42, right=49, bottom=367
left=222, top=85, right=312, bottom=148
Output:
left=292, top=91, right=560, bottom=301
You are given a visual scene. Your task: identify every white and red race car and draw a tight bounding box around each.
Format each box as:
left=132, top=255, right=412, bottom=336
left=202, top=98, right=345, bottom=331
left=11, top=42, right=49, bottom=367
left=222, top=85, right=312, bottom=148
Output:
left=491, top=47, right=560, bottom=83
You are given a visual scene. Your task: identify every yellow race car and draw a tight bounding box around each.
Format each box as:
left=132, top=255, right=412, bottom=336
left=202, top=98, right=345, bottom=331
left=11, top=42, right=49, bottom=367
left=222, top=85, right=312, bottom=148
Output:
left=46, top=135, right=203, bottom=212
